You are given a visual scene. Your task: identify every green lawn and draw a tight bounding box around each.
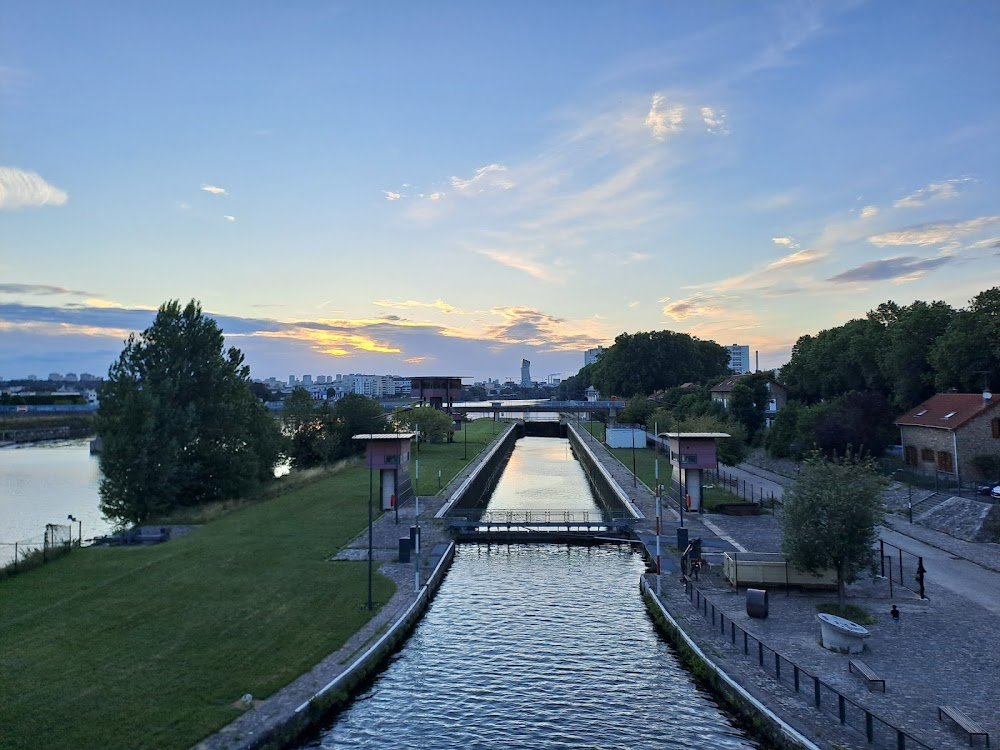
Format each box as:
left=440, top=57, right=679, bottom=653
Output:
left=0, top=423, right=499, bottom=750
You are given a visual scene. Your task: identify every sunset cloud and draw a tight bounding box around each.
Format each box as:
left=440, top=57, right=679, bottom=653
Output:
left=644, top=94, right=684, bottom=140
left=450, top=164, right=513, bottom=192
left=893, top=177, right=971, bottom=208
left=201, top=184, right=226, bottom=195
left=661, top=293, right=727, bottom=320
left=383, top=190, right=402, bottom=201
left=828, top=256, right=953, bottom=284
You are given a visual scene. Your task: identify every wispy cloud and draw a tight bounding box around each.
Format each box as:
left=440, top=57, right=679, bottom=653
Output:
left=372, top=299, right=467, bottom=315
left=644, top=94, right=684, bottom=140
left=868, top=215, right=1000, bottom=247
left=428, top=192, right=444, bottom=200
left=860, top=205, right=879, bottom=219
left=661, top=293, right=729, bottom=321
left=700, top=106, right=730, bottom=135
left=0, top=284, right=95, bottom=297
left=475, top=249, right=557, bottom=282
left=201, top=184, right=227, bottom=195
left=383, top=190, right=402, bottom=201
left=828, top=256, right=953, bottom=284
left=223, top=215, right=236, bottom=222
left=0, top=167, right=68, bottom=209
left=893, top=177, right=971, bottom=208
left=771, top=237, right=794, bottom=247
left=450, top=163, right=514, bottom=192
left=766, top=248, right=826, bottom=270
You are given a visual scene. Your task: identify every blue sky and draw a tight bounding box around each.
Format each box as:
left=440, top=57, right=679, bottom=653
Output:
left=2, top=1, right=998, bottom=383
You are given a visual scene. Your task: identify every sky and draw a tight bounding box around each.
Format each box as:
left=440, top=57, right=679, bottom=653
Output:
left=2, top=1, right=998, bottom=385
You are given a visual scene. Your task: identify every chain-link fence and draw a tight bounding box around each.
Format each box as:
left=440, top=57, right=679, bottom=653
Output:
left=1, top=523, right=74, bottom=579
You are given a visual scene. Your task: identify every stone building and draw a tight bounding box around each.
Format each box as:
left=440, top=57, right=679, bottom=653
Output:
left=895, top=392, right=1000, bottom=482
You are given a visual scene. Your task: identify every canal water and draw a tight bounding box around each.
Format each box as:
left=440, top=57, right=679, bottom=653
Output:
left=299, top=436, right=761, bottom=749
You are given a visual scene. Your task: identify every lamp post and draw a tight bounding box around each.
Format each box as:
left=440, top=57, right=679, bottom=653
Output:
left=463, top=416, right=468, bottom=461
left=67, top=514, right=81, bottom=548
left=631, top=429, right=637, bottom=487
left=893, top=469, right=913, bottom=523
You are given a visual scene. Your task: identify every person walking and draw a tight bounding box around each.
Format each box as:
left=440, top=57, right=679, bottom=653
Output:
left=890, top=604, right=901, bottom=628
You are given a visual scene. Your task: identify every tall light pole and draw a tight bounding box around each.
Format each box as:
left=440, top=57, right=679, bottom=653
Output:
left=67, top=514, right=81, bottom=548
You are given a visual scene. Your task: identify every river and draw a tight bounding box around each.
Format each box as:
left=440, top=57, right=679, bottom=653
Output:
left=298, top=436, right=761, bottom=749
left=0, top=439, right=111, bottom=565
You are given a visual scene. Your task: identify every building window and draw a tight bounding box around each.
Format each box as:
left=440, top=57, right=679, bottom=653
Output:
left=920, top=448, right=935, bottom=462
left=678, top=453, right=699, bottom=465
left=936, top=451, right=954, bottom=472
left=992, top=418, right=1000, bottom=439
left=904, top=446, right=917, bottom=466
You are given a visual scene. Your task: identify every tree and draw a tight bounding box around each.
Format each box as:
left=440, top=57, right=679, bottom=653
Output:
left=782, top=453, right=887, bottom=605
left=97, top=300, right=284, bottom=526
left=728, top=381, right=765, bottom=439
left=394, top=406, right=454, bottom=444
left=282, top=387, right=317, bottom=434
left=619, top=395, right=655, bottom=425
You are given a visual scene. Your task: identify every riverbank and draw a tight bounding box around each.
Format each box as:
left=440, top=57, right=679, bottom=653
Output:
left=0, top=419, right=501, bottom=750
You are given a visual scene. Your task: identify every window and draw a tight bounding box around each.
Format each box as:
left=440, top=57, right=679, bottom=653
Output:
left=904, top=446, right=917, bottom=466
left=920, top=448, right=935, bottom=462
left=678, top=453, right=699, bottom=465
left=992, top=418, right=1000, bottom=439
left=915, top=409, right=928, bottom=416
left=936, top=451, right=953, bottom=472
left=942, top=411, right=957, bottom=420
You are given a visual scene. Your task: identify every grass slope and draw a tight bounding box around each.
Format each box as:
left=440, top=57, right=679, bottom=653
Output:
left=0, top=419, right=500, bottom=750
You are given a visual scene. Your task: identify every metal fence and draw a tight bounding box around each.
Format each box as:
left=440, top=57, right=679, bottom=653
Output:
left=704, top=468, right=779, bottom=506
left=0, top=524, right=75, bottom=578
left=879, top=539, right=927, bottom=599
left=679, top=580, right=935, bottom=749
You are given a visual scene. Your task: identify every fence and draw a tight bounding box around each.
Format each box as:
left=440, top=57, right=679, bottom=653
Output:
left=879, top=539, right=926, bottom=599
left=0, top=524, right=75, bottom=578
left=704, top=468, right=779, bottom=506
left=677, top=580, right=935, bottom=749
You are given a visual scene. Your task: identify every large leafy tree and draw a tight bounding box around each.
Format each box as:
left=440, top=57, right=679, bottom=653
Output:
left=97, top=300, right=284, bottom=526
left=394, top=405, right=455, bottom=444
left=782, top=453, right=887, bottom=604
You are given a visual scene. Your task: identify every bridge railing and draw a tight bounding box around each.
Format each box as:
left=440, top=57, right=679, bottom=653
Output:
left=461, top=509, right=632, bottom=525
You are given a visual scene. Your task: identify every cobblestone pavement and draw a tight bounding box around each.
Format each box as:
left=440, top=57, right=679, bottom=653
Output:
left=571, top=422, right=1000, bottom=750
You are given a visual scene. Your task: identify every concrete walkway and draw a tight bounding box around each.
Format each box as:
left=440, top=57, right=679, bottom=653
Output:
left=569, top=422, right=1000, bottom=750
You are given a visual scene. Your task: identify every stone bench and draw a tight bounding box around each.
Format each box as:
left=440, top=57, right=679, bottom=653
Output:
left=848, top=659, right=885, bottom=692
left=938, top=705, right=989, bottom=747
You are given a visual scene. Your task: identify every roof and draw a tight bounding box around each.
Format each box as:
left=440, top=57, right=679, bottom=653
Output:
left=659, top=432, right=731, bottom=439
left=352, top=433, right=416, bottom=441
left=710, top=375, right=744, bottom=393
left=895, top=393, right=999, bottom=431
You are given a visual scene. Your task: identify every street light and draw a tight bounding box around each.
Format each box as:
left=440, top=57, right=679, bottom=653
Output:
left=67, top=514, right=81, bottom=548
left=894, top=469, right=913, bottom=523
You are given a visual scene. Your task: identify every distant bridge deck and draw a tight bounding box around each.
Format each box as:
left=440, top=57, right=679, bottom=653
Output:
left=447, top=509, right=635, bottom=537
left=455, top=401, right=622, bottom=414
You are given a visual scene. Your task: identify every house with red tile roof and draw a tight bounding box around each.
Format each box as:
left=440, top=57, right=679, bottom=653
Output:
left=895, top=392, right=1000, bottom=482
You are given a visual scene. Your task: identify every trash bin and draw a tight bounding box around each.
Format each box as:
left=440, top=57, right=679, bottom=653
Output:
left=676, top=527, right=689, bottom=551
left=410, top=525, right=420, bottom=550
left=398, top=537, right=411, bottom=563
left=747, top=588, right=768, bottom=619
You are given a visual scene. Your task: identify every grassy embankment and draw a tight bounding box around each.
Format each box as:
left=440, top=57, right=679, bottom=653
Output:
left=0, top=418, right=499, bottom=750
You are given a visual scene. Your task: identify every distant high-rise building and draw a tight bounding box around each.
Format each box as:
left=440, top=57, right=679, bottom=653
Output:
left=584, top=346, right=604, bottom=366
left=520, top=359, right=532, bottom=387
left=726, top=344, right=751, bottom=374
left=302, top=374, right=313, bottom=385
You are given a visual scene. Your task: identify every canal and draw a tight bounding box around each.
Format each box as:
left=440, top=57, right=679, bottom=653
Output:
left=299, top=435, right=761, bottom=749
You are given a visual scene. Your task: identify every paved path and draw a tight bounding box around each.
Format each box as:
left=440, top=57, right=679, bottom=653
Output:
left=569, top=422, right=1000, bottom=750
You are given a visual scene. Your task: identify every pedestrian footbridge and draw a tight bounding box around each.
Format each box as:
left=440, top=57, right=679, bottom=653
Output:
left=447, top=509, right=635, bottom=541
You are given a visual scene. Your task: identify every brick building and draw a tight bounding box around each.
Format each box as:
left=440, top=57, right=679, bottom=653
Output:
left=895, top=392, right=1000, bottom=482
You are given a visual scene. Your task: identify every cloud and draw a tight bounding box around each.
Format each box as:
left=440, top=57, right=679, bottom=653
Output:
left=661, top=293, right=728, bottom=321
left=771, top=237, right=794, bottom=246
left=201, top=184, right=226, bottom=195
left=868, top=215, right=1000, bottom=247
left=644, top=94, right=684, bottom=140
left=372, top=299, right=467, bottom=315
left=428, top=192, right=444, bottom=200
left=700, top=106, right=730, bottom=135
left=468, top=306, right=605, bottom=351
left=0, top=167, right=68, bottom=209
left=475, top=249, right=557, bottom=282
left=893, top=177, right=971, bottom=208
left=223, top=215, right=236, bottom=222
left=766, top=248, right=826, bottom=270
left=404, top=356, right=427, bottom=364
left=450, top=164, right=514, bottom=192
left=0, top=284, right=96, bottom=297
left=383, top=190, right=402, bottom=201
left=828, top=256, right=954, bottom=284
left=860, top=205, right=879, bottom=219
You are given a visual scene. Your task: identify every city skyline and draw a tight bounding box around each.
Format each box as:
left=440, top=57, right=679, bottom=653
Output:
left=3, top=3, right=998, bottom=382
